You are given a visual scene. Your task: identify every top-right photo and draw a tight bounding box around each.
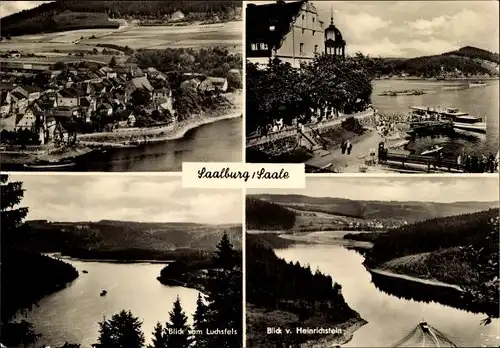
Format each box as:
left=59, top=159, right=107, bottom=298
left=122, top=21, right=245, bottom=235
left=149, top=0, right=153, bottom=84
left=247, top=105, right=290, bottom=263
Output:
left=245, top=0, right=499, bottom=174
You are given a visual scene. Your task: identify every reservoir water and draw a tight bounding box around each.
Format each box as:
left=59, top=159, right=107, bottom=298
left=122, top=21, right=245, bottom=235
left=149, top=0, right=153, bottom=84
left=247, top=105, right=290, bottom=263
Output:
left=275, top=235, right=500, bottom=347
left=14, top=259, right=200, bottom=347
left=81, top=117, right=242, bottom=172
left=372, top=79, right=499, bottom=157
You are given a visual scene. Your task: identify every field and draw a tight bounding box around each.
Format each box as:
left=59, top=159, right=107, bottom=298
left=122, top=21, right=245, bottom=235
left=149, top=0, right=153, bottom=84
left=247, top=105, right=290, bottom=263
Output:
left=0, top=20, right=243, bottom=54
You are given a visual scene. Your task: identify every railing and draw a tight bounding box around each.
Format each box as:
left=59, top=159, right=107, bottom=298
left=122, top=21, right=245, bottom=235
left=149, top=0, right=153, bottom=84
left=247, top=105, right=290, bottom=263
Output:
left=247, top=109, right=374, bottom=147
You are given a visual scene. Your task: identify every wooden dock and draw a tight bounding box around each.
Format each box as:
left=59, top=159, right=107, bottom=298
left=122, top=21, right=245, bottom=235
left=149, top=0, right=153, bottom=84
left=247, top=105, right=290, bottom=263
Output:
left=378, top=143, right=462, bottom=173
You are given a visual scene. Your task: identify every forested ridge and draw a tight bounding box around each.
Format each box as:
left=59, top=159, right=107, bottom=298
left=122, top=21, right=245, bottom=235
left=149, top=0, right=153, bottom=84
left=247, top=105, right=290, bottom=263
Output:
left=19, top=220, right=242, bottom=253
left=246, top=197, right=296, bottom=230
left=366, top=208, right=499, bottom=264
left=370, top=46, right=499, bottom=77
left=1, top=1, right=242, bottom=37
left=249, top=194, right=496, bottom=223
left=365, top=208, right=500, bottom=320
left=246, top=234, right=360, bottom=347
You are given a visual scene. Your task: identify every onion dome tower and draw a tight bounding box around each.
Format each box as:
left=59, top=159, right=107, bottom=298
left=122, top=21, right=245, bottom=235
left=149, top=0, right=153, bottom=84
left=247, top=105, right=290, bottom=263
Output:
left=324, top=8, right=346, bottom=58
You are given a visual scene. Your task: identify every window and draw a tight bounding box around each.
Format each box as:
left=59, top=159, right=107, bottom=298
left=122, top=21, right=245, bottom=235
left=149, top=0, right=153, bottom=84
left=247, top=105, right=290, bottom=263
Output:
left=302, top=28, right=305, bottom=34
left=314, top=45, right=318, bottom=53
left=251, top=43, right=258, bottom=51
left=313, top=30, right=315, bottom=36
left=302, top=14, right=305, bottom=20
left=300, top=43, right=304, bottom=55
left=260, top=43, right=268, bottom=50
left=312, top=17, right=315, bottom=23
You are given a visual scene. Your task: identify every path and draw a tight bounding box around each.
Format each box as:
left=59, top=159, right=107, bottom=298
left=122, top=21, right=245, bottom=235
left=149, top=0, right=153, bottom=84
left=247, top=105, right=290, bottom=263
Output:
left=306, top=129, right=385, bottom=172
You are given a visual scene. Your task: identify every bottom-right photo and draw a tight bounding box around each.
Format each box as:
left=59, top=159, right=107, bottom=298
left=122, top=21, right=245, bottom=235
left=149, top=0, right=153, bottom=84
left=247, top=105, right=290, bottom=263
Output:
left=245, top=176, right=499, bottom=348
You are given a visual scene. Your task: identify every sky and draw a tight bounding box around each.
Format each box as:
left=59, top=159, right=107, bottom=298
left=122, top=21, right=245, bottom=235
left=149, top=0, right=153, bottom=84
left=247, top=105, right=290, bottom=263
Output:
left=247, top=0, right=499, bottom=58
left=0, top=1, right=53, bottom=18
left=8, top=174, right=243, bottom=224
left=249, top=177, right=500, bottom=203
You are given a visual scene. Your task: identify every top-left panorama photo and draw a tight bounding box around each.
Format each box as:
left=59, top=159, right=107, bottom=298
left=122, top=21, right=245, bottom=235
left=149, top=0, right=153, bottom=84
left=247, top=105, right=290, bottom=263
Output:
left=0, top=1, right=243, bottom=172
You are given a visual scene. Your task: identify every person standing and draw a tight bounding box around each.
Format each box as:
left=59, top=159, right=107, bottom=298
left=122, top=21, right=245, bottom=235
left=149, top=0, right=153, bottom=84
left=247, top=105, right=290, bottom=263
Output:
left=341, top=140, right=346, bottom=154
left=346, top=140, right=353, bottom=155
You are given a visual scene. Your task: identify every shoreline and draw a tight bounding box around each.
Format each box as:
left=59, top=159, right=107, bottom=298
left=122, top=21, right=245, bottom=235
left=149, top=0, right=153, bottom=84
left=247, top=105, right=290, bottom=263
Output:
left=45, top=253, right=175, bottom=264
left=78, top=111, right=242, bottom=148
left=301, top=317, right=368, bottom=348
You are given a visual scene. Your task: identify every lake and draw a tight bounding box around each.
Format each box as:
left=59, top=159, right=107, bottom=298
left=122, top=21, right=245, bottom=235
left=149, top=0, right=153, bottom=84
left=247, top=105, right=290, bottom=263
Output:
left=372, top=79, right=499, bottom=157
left=14, top=259, right=200, bottom=347
left=275, top=240, right=500, bottom=347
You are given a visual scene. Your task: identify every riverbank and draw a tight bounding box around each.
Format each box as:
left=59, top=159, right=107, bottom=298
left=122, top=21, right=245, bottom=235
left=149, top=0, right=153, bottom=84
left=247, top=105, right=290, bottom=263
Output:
left=0, top=145, right=96, bottom=164
left=78, top=110, right=242, bottom=147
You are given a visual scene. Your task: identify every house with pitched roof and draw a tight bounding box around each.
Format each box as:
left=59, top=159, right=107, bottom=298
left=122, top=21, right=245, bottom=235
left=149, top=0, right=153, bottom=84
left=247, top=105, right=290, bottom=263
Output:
left=246, top=0, right=345, bottom=68
left=57, top=88, right=80, bottom=107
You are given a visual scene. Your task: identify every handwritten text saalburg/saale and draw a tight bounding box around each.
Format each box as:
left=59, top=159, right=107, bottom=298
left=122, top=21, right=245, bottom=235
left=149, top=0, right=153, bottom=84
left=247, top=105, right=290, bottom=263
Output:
left=197, top=166, right=290, bottom=182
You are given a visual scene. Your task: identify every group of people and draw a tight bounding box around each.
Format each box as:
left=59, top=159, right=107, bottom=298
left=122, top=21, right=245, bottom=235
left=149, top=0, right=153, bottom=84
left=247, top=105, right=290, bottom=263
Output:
left=373, top=112, right=409, bottom=138
left=341, top=139, right=353, bottom=155
left=457, top=152, right=499, bottom=173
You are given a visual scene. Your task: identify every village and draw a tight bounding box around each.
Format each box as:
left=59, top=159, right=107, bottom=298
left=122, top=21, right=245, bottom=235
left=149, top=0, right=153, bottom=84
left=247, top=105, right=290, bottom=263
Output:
left=0, top=57, right=239, bottom=151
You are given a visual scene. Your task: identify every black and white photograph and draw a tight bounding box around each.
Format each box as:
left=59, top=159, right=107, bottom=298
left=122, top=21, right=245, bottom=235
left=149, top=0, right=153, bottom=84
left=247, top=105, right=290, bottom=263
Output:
left=246, top=177, right=499, bottom=347
left=245, top=0, right=499, bottom=173
left=1, top=174, right=243, bottom=348
left=0, top=1, right=243, bottom=172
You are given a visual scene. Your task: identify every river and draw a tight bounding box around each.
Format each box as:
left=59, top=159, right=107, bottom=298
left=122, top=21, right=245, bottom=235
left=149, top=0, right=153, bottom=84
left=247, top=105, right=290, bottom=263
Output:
left=372, top=79, right=499, bottom=157
left=13, top=259, right=200, bottom=347
left=1, top=117, right=242, bottom=172
left=275, top=232, right=500, bottom=348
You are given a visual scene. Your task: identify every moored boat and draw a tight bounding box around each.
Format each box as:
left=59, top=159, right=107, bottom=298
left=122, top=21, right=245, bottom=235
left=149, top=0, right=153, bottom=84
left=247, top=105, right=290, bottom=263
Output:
left=421, top=145, right=443, bottom=156
left=409, top=106, right=486, bottom=135
left=24, top=161, right=76, bottom=169
left=469, top=81, right=486, bottom=87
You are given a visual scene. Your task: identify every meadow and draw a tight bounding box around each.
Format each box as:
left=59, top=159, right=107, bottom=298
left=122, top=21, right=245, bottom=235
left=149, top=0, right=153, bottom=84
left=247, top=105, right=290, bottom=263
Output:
left=0, top=21, right=243, bottom=54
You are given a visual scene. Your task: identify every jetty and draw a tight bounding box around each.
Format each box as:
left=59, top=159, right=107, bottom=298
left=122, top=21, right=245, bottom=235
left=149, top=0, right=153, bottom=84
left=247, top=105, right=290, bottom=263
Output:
left=377, top=143, right=462, bottom=173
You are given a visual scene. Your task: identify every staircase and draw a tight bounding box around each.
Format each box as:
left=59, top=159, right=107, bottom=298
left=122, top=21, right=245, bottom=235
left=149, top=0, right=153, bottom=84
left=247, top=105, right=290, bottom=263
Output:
left=298, top=127, right=330, bottom=156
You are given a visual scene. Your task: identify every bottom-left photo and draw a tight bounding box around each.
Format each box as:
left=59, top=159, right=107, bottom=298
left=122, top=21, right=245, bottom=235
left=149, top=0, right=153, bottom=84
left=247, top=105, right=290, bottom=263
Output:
left=0, top=174, right=243, bottom=348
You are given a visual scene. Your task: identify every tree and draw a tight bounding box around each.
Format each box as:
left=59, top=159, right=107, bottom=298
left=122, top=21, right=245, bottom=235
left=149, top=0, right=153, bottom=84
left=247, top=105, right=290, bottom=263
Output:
left=1, top=174, right=29, bottom=246
left=92, top=310, right=145, bottom=348
left=130, top=89, right=151, bottom=107
left=109, top=56, right=117, bottom=67
left=204, top=233, right=242, bottom=348
left=148, top=322, right=166, bottom=348
left=192, top=293, right=209, bottom=347
left=165, top=296, right=191, bottom=348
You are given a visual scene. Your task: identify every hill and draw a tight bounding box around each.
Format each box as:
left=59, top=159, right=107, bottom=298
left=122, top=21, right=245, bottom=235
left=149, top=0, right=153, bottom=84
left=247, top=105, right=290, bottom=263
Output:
left=246, top=197, right=296, bottom=230
left=364, top=208, right=499, bottom=318
left=20, top=220, right=242, bottom=252
left=249, top=194, right=498, bottom=222
left=372, top=46, right=499, bottom=78
left=0, top=1, right=242, bottom=37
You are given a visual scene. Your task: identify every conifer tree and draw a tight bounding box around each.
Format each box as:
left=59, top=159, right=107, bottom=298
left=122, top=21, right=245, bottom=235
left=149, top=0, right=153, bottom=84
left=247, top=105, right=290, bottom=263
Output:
left=192, top=293, right=209, bottom=347
left=92, top=310, right=145, bottom=348
left=148, top=322, right=166, bottom=348
left=165, top=296, right=191, bottom=348
left=204, top=233, right=242, bottom=347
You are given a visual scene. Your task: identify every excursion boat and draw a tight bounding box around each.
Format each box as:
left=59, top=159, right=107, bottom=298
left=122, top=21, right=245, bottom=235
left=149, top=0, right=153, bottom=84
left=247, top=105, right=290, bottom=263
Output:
left=409, top=106, right=486, bottom=135
left=421, top=145, right=443, bottom=156
left=469, top=81, right=486, bottom=87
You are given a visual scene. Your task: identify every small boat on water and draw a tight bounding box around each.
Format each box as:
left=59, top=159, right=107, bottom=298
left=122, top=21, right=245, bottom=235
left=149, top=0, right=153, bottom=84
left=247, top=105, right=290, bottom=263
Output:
left=24, top=161, right=76, bottom=169
left=82, top=270, right=88, bottom=274
left=421, top=145, right=443, bottom=156
left=469, top=81, right=486, bottom=87
left=100, top=290, right=107, bottom=296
